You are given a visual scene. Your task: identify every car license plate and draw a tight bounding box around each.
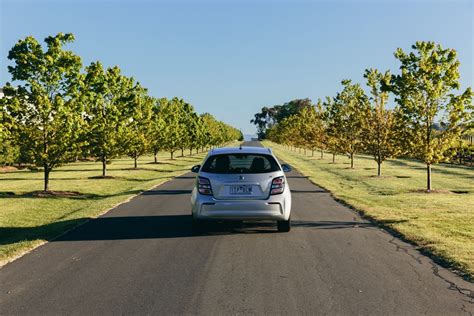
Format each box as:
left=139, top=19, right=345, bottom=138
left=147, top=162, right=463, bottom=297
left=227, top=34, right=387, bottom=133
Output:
left=230, top=185, right=252, bottom=195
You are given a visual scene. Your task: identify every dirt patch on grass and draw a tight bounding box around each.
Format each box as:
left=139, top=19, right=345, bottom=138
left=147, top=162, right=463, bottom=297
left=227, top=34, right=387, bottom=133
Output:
left=368, top=175, right=395, bottom=179
left=29, top=191, right=85, bottom=198
left=0, top=166, right=18, bottom=173
left=88, top=175, right=115, bottom=179
left=410, top=189, right=452, bottom=194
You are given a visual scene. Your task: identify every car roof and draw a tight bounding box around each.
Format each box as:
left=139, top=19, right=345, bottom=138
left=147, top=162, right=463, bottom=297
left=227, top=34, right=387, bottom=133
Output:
left=209, top=146, right=272, bottom=155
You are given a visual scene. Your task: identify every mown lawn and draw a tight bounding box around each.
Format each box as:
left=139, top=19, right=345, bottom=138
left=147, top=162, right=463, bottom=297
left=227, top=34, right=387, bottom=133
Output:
left=0, top=148, right=217, bottom=265
left=263, top=141, right=474, bottom=280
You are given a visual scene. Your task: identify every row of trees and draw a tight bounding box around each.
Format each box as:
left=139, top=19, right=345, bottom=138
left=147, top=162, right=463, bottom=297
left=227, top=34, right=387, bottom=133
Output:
left=0, top=33, right=242, bottom=191
left=255, top=41, right=473, bottom=192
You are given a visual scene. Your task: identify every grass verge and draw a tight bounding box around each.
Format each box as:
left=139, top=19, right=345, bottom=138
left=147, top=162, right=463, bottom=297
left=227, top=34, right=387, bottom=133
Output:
left=0, top=146, right=231, bottom=266
left=264, top=141, right=474, bottom=281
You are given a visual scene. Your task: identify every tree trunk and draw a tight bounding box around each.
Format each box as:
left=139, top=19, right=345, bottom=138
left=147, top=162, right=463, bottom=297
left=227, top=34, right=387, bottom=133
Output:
left=311, top=150, right=314, bottom=156
left=154, top=149, right=158, bottom=163
left=44, top=165, right=50, bottom=192
left=196, top=148, right=199, bottom=154
left=170, top=151, right=174, bottom=160
left=377, top=161, right=381, bottom=177
left=320, top=149, right=323, bottom=159
left=304, top=148, right=306, bottom=155
left=332, top=153, right=335, bottom=163
left=189, top=148, right=192, bottom=156
left=134, top=156, right=138, bottom=169
left=102, top=156, right=107, bottom=177
left=181, top=148, right=184, bottom=157
left=350, top=153, right=354, bottom=169
left=427, top=163, right=432, bottom=192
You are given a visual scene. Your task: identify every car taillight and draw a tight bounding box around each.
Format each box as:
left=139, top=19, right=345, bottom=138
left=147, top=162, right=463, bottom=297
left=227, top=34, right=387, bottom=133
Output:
left=270, top=176, right=285, bottom=195
left=197, top=177, right=212, bottom=195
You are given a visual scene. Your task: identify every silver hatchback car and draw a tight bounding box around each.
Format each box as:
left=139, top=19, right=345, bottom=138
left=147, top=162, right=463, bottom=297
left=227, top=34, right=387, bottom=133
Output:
left=190, top=146, right=292, bottom=232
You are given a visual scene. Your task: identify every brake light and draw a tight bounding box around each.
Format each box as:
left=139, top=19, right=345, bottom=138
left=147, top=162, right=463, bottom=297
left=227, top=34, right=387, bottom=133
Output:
left=270, top=176, right=285, bottom=195
left=197, top=177, right=212, bottom=195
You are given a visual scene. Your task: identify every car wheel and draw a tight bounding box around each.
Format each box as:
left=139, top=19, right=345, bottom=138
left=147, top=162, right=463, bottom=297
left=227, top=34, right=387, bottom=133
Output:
left=192, top=218, right=206, bottom=234
left=277, top=218, right=291, bottom=232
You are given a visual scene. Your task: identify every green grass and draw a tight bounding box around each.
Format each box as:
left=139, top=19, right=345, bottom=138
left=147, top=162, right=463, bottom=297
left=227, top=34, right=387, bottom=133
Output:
left=0, top=147, right=224, bottom=265
left=264, top=141, right=474, bottom=280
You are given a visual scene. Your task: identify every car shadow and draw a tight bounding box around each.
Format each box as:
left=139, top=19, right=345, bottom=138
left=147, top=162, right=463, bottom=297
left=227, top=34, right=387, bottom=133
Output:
left=0, top=216, right=383, bottom=246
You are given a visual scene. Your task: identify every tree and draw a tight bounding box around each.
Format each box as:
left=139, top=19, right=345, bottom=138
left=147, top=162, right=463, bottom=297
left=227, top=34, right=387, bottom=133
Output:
left=251, top=99, right=312, bottom=139
left=4, top=33, right=83, bottom=191
left=362, top=68, right=399, bottom=176
left=121, top=86, right=153, bottom=169
left=187, top=111, right=201, bottom=155
left=159, top=97, right=185, bottom=159
left=178, top=101, right=196, bottom=156
left=327, top=80, right=369, bottom=168
left=322, top=97, right=340, bottom=163
left=0, top=96, right=19, bottom=166
left=389, top=41, right=473, bottom=191
left=150, top=99, right=165, bottom=163
left=313, top=99, right=328, bottom=158
left=83, top=62, right=132, bottom=177
left=202, top=113, right=221, bottom=148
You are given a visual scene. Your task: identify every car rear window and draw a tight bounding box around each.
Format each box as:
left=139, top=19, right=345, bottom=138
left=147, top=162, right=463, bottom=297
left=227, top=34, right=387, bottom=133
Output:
left=201, top=154, right=281, bottom=174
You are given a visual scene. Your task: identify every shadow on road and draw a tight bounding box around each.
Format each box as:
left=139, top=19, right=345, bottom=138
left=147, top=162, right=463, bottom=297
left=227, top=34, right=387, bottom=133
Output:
left=1, top=216, right=383, bottom=246
left=292, top=220, right=373, bottom=229
left=290, top=189, right=326, bottom=193
left=142, top=189, right=192, bottom=195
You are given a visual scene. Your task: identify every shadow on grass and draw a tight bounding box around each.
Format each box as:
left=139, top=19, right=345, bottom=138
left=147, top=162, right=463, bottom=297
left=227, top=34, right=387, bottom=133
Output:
left=0, top=189, right=144, bottom=200
left=0, top=177, right=45, bottom=181
left=146, top=161, right=182, bottom=166
left=388, top=160, right=474, bottom=179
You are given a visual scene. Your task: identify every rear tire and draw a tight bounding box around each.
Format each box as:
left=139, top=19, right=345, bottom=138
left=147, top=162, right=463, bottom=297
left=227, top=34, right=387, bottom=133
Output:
left=192, top=218, right=206, bottom=234
left=277, top=218, right=291, bottom=232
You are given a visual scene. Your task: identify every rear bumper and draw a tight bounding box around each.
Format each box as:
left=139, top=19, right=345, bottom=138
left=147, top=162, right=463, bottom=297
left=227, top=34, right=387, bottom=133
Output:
left=191, top=190, right=291, bottom=221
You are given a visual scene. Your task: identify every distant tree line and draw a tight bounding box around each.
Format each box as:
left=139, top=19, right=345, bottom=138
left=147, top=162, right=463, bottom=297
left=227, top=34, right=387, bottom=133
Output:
left=0, top=33, right=242, bottom=191
left=252, top=41, right=473, bottom=192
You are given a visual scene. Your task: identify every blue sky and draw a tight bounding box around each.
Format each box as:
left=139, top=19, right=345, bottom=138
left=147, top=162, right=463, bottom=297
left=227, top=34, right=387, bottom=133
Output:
left=1, top=0, right=472, bottom=134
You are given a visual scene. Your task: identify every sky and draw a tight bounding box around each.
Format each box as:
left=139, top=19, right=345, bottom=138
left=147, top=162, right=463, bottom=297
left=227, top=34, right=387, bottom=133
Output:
left=0, top=0, right=472, bottom=135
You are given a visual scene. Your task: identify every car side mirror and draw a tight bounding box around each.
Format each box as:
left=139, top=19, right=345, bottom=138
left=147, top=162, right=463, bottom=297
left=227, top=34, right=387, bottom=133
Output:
left=191, top=165, right=201, bottom=173
left=281, top=164, right=292, bottom=172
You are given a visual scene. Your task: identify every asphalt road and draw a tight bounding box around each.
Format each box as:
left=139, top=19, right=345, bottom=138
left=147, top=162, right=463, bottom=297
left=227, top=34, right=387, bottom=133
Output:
left=1, top=141, right=473, bottom=315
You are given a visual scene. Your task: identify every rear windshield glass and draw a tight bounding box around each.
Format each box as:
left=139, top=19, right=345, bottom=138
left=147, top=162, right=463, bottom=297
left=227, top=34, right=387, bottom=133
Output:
left=201, top=154, right=280, bottom=174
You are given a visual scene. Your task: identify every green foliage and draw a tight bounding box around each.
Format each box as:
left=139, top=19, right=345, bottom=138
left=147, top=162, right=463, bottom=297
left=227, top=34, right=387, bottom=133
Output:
left=150, top=100, right=165, bottom=162
left=362, top=69, right=399, bottom=176
left=82, top=62, right=135, bottom=176
left=2, top=32, right=241, bottom=190
left=389, top=41, right=473, bottom=191
left=157, top=97, right=186, bottom=159
left=121, top=86, right=153, bottom=168
left=251, top=99, right=313, bottom=138
left=0, top=97, right=18, bottom=166
left=327, top=80, right=370, bottom=168
left=4, top=33, right=84, bottom=190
